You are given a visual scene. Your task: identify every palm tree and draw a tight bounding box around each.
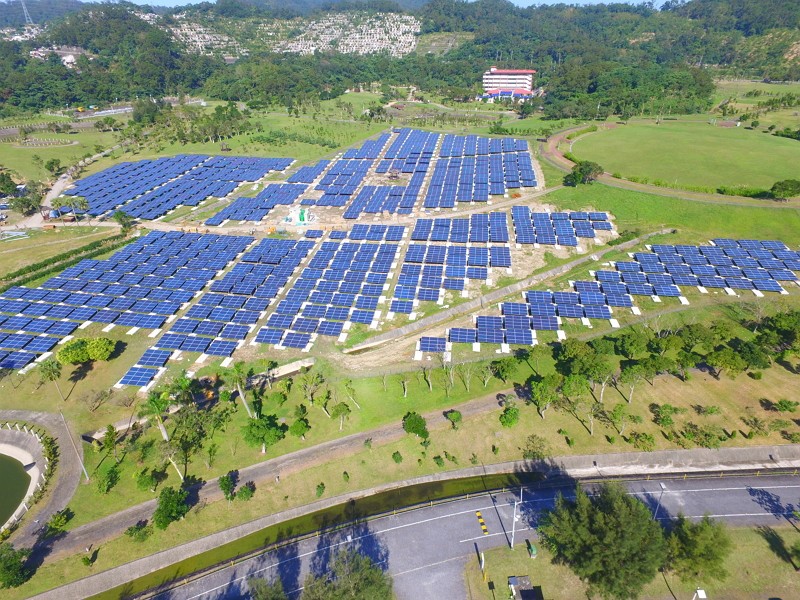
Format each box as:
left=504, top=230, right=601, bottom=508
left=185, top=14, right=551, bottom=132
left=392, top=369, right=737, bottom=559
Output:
left=138, top=391, right=172, bottom=441
left=38, top=358, right=64, bottom=401
left=169, top=371, right=199, bottom=406
left=229, top=362, right=253, bottom=418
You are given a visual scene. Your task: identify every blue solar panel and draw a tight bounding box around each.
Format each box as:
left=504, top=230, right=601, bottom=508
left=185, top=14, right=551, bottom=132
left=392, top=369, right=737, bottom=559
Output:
left=505, top=329, right=533, bottom=345
left=557, top=304, right=584, bottom=318
left=318, top=320, right=344, bottom=337
left=283, top=332, right=311, bottom=348
left=120, top=366, right=158, bottom=387
left=530, top=316, right=559, bottom=331
left=180, top=336, right=210, bottom=353
left=419, top=337, right=446, bottom=352
left=584, top=305, right=612, bottom=320
left=255, top=328, right=284, bottom=344
left=390, top=300, right=413, bottom=314
left=205, top=340, right=238, bottom=357
left=449, top=328, right=477, bottom=343
left=138, top=348, right=171, bottom=367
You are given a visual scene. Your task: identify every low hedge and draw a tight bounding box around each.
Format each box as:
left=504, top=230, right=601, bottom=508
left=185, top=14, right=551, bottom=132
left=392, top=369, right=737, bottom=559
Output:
left=0, top=236, right=134, bottom=293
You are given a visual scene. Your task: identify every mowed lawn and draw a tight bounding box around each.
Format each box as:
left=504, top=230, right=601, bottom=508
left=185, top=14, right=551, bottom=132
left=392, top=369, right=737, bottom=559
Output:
left=0, top=226, right=115, bottom=274
left=547, top=183, right=800, bottom=245
left=571, top=119, right=800, bottom=189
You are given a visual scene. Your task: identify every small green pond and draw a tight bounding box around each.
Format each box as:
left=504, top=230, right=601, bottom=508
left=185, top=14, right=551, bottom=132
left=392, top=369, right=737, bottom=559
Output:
left=0, top=453, right=31, bottom=525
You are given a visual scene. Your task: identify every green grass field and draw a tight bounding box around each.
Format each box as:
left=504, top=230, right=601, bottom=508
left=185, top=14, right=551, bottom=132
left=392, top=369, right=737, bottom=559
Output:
left=548, top=183, right=800, bottom=244
left=0, top=226, right=116, bottom=274
left=0, top=130, right=117, bottom=181
left=571, top=119, right=800, bottom=190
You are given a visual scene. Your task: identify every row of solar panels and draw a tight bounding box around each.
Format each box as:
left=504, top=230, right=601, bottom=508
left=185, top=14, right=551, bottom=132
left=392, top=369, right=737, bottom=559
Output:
left=67, top=155, right=292, bottom=218
left=439, top=134, right=528, bottom=157
left=411, top=213, right=510, bottom=244
left=205, top=183, right=308, bottom=225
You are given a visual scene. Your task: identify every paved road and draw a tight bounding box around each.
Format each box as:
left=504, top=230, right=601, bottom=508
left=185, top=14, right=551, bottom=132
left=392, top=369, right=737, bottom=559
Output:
left=153, top=473, right=800, bottom=600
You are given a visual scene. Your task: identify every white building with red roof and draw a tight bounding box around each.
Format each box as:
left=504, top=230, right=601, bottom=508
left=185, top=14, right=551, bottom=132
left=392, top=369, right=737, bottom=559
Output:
left=481, top=66, right=536, bottom=101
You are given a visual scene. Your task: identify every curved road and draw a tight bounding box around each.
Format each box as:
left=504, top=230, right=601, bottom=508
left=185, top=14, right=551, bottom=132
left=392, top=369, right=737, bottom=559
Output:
left=155, top=473, right=800, bottom=600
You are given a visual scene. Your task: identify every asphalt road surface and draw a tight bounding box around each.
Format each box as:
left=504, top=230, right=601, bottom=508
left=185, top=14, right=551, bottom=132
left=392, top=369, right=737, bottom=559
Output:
left=150, top=473, right=800, bottom=600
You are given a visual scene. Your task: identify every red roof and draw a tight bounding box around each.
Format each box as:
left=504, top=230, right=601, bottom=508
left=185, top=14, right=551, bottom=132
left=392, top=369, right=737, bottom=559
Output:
left=485, top=89, right=534, bottom=95
left=487, top=68, right=536, bottom=75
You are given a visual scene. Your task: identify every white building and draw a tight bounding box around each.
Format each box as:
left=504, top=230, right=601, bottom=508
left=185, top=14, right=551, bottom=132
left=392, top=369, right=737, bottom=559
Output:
left=482, top=66, right=536, bottom=99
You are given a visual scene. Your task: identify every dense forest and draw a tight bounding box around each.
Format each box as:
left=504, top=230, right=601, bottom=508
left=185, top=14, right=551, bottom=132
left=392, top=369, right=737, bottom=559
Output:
left=0, top=0, right=797, bottom=119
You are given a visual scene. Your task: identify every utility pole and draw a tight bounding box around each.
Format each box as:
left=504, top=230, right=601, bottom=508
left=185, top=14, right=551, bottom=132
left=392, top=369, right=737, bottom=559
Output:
left=511, top=486, right=523, bottom=549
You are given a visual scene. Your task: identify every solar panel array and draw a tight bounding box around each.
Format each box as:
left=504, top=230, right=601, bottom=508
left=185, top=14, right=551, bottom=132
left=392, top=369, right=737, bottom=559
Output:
left=4, top=232, right=252, bottom=355
left=422, top=135, right=536, bottom=209
left=255, top=237, right=400, bottom=349
left=511, top=208, right=612, bottom=246
left=410, top=213, right=509, bottom=244
left=343, top=185, right=408, bottom=219
left=65, top=155, right=293, bottom=219
left=595, top=238, right=800, bottom=295
left=205, top=184, right=308, bottom=225
left=287, top=160, right=330, bottom=184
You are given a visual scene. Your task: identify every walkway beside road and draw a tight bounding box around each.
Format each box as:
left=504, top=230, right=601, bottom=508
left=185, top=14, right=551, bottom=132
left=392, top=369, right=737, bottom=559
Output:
left=29, top=444, right=800, bottom=600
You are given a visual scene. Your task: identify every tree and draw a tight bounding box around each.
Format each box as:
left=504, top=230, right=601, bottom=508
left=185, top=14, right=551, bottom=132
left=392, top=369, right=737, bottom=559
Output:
left=540, top=483, right=667, bottom=600
left=395, top=372, right=410, bottom=398
left=96, top=463, right=120, bottom=494
left=242, top=414, right=287, bottom=454
left=491, top=357, right=516, bottom=382
left=330, top=402, right=351, bottom=431
left=618, top=364, right=645, bottom=403
left=774, top=399, right=799, bottom=412
left=45, top=158, right=62, bottom=175
left=499, top=401, right=520, bottom=428
left=57, top=338, right=90, bottom=364
left=169, top=371, right=200, bottom=405
left=229, top=362, right=254, bottom=418
left=521, top=434, right=550, bottom=461
left=139, top=391, right=172, bottom=441
left=666, top=515, right=732, bottom=583
left=0, top=543, right=31, bottom=589
left=288, top=412, right=311, bottom=440
left=9, top=193, right=41, bottom=216
left=248, top=576, right=287, bottom=600
left=529, top=374, right=561, bottom=418
left=86, top=337, right=116, bottom=361
left=402, top=411, right=429, bottom=440
left=112, top=210, right=135, bottom=232
left=301, top=549, right=392, bottom=600
left=770, top=179, right=800, bottom=200
left=102, top=424, right=117, bottom=460
left=605, top=402, right=630, bottom=435
left=168, top=404, right=208, bottom=478
left=38, top=358, right=64, bottom=401
left=219, top=471, right=236, bottom=502
left=563, top=161, right=603, bottom=186
left=615, top=329, right=649, bottom=359
left=705, top=347, right=747, bottom=379
left=445, top=409, right=462, bottom=430
left=152, top=486, right=189, bottom=530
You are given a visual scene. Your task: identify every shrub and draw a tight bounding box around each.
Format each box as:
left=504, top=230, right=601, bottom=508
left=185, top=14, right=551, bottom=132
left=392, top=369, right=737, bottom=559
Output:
left=125, top=521, right=153, bottom=542
left=342, top=471, right=350, bottom=483
left=315, top=482, right=325, bottom=498
left=469, top=453, right=479, bottom=465
left=391, top=451, right=403, bottom=464
left=57, top=339, right=89, bottom=364
left=86, top=337, right=116, bottom=361
left=433, top=455, right=445, bottom=467
left=774, top=399, right=799, bottom=413
left=629, top=431, right=656, bottom=452
left=522, top=434, right=551, bottom=460
left=748, top=371, right=763, bottom=380
left=237, top=482, right=255, bottom=501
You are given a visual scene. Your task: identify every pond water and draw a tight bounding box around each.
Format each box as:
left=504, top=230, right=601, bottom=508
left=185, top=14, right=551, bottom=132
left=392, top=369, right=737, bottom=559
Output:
left=0, top=453, right=31, bottom=525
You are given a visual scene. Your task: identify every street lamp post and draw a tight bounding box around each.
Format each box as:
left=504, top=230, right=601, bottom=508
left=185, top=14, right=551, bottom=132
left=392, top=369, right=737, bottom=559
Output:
left=511, top=486, right=523, bottom=549
left=653, top=482, right=667, bottom=521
